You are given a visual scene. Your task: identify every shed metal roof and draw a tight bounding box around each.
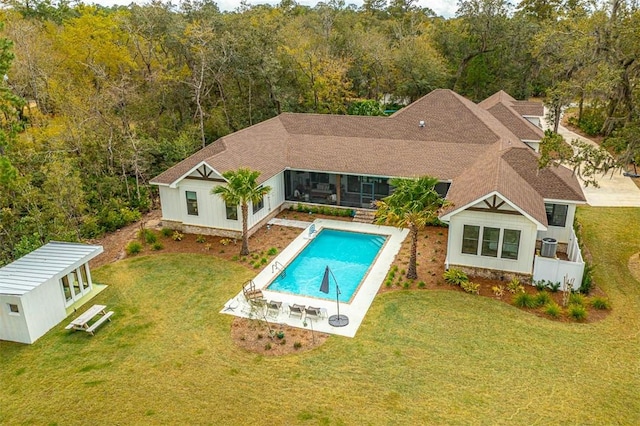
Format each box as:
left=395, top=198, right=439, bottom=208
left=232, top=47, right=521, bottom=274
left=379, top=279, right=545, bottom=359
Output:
left=0, top=242, right=103, bottom=296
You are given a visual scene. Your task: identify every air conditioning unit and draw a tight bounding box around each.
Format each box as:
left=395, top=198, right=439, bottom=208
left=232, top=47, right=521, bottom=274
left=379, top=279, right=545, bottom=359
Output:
left=540, top=238, right=558, bottom=258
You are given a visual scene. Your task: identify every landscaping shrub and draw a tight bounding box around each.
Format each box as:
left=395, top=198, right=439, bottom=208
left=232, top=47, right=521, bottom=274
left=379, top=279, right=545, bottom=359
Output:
left=293, top=342, right=302, bottom=350
left=160, top=227, right=173, bottom=237
left=144, top=231, right=157, bottom=244
left=506, top=277, right=524, bottom=294
left=385, top=279, right=393, bottom=287
left=544, top=302, right=562, bottom=318
left=568, top=304, right=588, bottom=321
left=513, top=292, right=536, bottom=308
left=267, top=247, right=277, bottom=256
left=196, top=234, right=206, bottom=243
left=172, top=231, right=184, bottom=241
left=534, top=291, right=552, bottom=307
left=547, top=281, right=561, bottom=292
left=590, top=297, right=611, bottom=310
left=569, top=293, right=585, bottom=307
left=264, top=343, right=272, bottom=350
left=418, top=281, right=426, bottom=288
left=492, top=285, right=505, bottom=297
left=151, top=242, right=164, bottom=251
left=125, top=241, right=143, bottom=255
left=260, top=257, right=268, bottom=265
left=461, top=281, right=480, bottom=294
left=403, top=281, right=410, bottom=289
left=580, top=261, right=595, bottom=294
left=443, top=268, right=468, bottom=286
left=534, top=280, right=547, bottom=291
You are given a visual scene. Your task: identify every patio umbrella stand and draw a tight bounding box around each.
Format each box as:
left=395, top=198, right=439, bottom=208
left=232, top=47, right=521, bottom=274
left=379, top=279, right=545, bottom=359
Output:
left=320, top=265, right=349, bottom=327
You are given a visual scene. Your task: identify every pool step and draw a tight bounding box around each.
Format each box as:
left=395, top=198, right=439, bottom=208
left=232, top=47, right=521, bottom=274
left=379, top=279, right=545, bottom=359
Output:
left=352, top=209, right=377, bottom=224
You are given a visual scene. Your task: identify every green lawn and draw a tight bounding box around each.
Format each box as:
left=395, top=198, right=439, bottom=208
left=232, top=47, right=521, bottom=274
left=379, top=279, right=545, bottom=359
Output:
left=1, top=207, right=639, bottom=424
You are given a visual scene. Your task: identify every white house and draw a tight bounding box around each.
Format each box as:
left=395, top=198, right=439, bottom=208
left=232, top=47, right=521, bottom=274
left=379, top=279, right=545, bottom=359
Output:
left=0, top=242, right=103, bottom=344
left=151, top=89, right=586, bottom=287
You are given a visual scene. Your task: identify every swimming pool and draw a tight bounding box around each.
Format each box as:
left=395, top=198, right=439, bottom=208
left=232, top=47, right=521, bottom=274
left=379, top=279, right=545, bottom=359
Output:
left=267, top=229, right=387, bottom=302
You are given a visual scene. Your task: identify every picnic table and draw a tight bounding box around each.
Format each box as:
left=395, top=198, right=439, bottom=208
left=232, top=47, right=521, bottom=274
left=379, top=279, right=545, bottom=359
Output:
left=65, top=304, right=114, bottom=335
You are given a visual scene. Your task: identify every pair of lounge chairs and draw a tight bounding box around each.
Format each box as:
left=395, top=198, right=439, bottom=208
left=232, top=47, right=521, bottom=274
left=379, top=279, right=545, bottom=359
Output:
left=289, top=304, right=325, bottom=321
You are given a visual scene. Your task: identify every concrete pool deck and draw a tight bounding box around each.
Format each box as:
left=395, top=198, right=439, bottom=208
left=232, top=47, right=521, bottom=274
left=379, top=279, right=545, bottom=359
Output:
left=220, top=219, right=409, bottom=337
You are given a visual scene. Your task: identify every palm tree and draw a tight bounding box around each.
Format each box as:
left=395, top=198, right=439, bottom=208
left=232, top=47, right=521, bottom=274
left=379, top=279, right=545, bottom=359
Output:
left=212, top=168, right=271, bottom=256
left=374, top=176, right=449, bottom=280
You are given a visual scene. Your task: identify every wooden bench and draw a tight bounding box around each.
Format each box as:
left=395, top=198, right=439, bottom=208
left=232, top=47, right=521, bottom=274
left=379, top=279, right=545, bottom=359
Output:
left=85, top=311, right=114, bottom=336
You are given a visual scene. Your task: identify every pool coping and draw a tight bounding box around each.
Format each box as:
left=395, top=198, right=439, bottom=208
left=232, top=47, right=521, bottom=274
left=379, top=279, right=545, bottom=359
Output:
left=220, top=219, right=409, bottom=338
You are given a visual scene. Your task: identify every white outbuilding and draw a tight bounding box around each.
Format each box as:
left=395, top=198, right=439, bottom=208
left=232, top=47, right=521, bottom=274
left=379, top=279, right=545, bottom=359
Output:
left=0, top=241, right=104, bottom=344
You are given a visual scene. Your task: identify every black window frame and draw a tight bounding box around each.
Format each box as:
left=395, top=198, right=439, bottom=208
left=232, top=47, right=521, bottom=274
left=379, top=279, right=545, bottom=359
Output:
left=501, top=229, right=521, bottom=260
left=225, top=202, right=238, bottom=220
left=252, top=194, right=264, bottom=214
left=545, top=203, right=568, bottom=227
left=462, top=225, right=480, bottom=255
left=186, top=191, right=198, bottom=216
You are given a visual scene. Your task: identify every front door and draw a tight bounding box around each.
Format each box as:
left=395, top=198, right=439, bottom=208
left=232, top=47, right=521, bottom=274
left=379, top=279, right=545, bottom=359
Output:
left=360, top=182, right=375, bottom=207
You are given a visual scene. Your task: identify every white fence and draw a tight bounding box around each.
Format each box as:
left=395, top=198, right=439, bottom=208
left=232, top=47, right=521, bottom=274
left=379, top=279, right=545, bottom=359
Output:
left=532, top=229, right=584, bottom=290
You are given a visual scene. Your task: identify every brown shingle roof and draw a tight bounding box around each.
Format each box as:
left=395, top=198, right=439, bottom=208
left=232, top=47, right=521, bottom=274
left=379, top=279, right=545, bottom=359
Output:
left=151, top=89, right=584, bottom=224
left=512, top=101, right=544, bottom=117
left=486, top=103, right=544, bottom=141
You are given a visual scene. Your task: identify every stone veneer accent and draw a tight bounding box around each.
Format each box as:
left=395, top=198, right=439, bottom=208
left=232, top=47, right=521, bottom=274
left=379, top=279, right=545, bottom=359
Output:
left=449, top=264, right=533, bottom=285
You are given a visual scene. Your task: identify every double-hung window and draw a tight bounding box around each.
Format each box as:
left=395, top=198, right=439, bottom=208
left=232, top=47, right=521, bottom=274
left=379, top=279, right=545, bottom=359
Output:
left=186, top=191, right=198, bottom=216
left=462, top=225, right=480, bottom=254
left=252, top=193, right=264, bottom=214
left=481, top=227, right=500, bottom=257
left=501, top=229, right=521, bottom=260
left=226, top=202, right=238, bottom=220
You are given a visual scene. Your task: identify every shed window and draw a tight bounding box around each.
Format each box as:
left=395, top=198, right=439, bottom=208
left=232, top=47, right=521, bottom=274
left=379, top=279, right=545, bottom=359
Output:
left=501, top=229, right=521, bottom=260
left=462, top=225, right=480, bottom=254
left=226, top=202, right=238, bottom=220
left=8, top=303, right=19, bottom=315
left=186, top=191, right=198, bottom=216
left=545, top=203, right=568, bottom=227
left=61, top=275, right=72, bottom=301
left=481, top=227, right=500, bottom=257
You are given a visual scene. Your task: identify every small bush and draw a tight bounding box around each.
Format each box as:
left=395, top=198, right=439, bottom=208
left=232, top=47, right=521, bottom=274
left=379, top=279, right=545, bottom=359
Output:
left=461, top=281, right=480, bottom=294
left=220, top=238, right=232, bottom=246
left=231, top=255, right=239, bottom=261
left=385, top=279, right=393, bottom=287
left=418, top=281, right=426, bottom=288
left=590, top=297, right=611, bottom=310
left=492, top=285, right=505, bottom=297
left=443, top=268, right=469, bottom=286
left=264, top=343, right=272, bottom=350
left=196, top=234, right=206, bottom=243
left=160, top=228, right=173, bottom=237
left=534, top=291, right=552, bottom=307
left=547, top=281, right=561, bottom=292
left=260, top=257, right=268, bottom=265
left=126, top=241, right=143, bottom=255
left=569, top=293, right=585, bottom=307
left=151, top=242, right=164, bottom=251
left=172, top=231, right=184, bottom=241
left=403, top=281, right=410, bottom=289
left=138, top=229, right=157, bottom=244
left=257, top=333, right=263, bottom=339
left=293, top=341, right=302, bottom=350
left=580, top=261, right=596, bottom=294
left=267, top=247, right=277, bottom=256
left=506, top=277, right=524, bottom=294
left=568, top=304, right=588, bottom=321
left=544, top=302, right=562, bottom=318
left=513, top=292, right=536, bottom=308
left=204, top=243, right=212, bottom=251
left=534, top=280, right=547, bottom=291
left=276, top=331, right=285, bottom=339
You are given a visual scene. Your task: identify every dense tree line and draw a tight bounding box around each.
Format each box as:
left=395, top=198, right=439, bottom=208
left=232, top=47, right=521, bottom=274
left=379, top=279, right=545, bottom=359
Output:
left=0, top=0, right=638, bottom=264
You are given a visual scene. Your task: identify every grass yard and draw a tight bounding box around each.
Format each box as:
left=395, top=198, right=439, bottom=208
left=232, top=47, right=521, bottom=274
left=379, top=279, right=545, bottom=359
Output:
left=1, top=207, right=639, bottom=424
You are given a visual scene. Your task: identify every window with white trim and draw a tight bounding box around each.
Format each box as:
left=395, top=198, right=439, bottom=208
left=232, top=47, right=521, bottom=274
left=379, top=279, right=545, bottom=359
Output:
left=501, top=229, right=521, bottom=260
left=252, top=194, right=264, bottom=214
left=481, top=227, right=500, bottom=257
left=461, top=226, right=521, bottom=260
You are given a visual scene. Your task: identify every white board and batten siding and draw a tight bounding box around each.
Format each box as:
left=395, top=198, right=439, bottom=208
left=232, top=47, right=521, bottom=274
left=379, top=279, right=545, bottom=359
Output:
left=446, top=209, right=538, bottom=275
left=160, top=172, right=286, bottom=233
left=0, top=242, right=103, bottom=344
left=536, top=203, right=577, bottom=244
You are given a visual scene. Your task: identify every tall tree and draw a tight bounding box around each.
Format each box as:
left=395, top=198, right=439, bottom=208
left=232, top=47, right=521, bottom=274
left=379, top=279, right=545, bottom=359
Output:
left=374, top=176, right=447, bottom=279
left=211, top=168, right=271, bottom=256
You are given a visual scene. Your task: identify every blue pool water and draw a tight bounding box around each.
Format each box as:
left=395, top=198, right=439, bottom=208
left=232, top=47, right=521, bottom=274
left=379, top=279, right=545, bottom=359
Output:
left=267, top=229, right=387, bottom=302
